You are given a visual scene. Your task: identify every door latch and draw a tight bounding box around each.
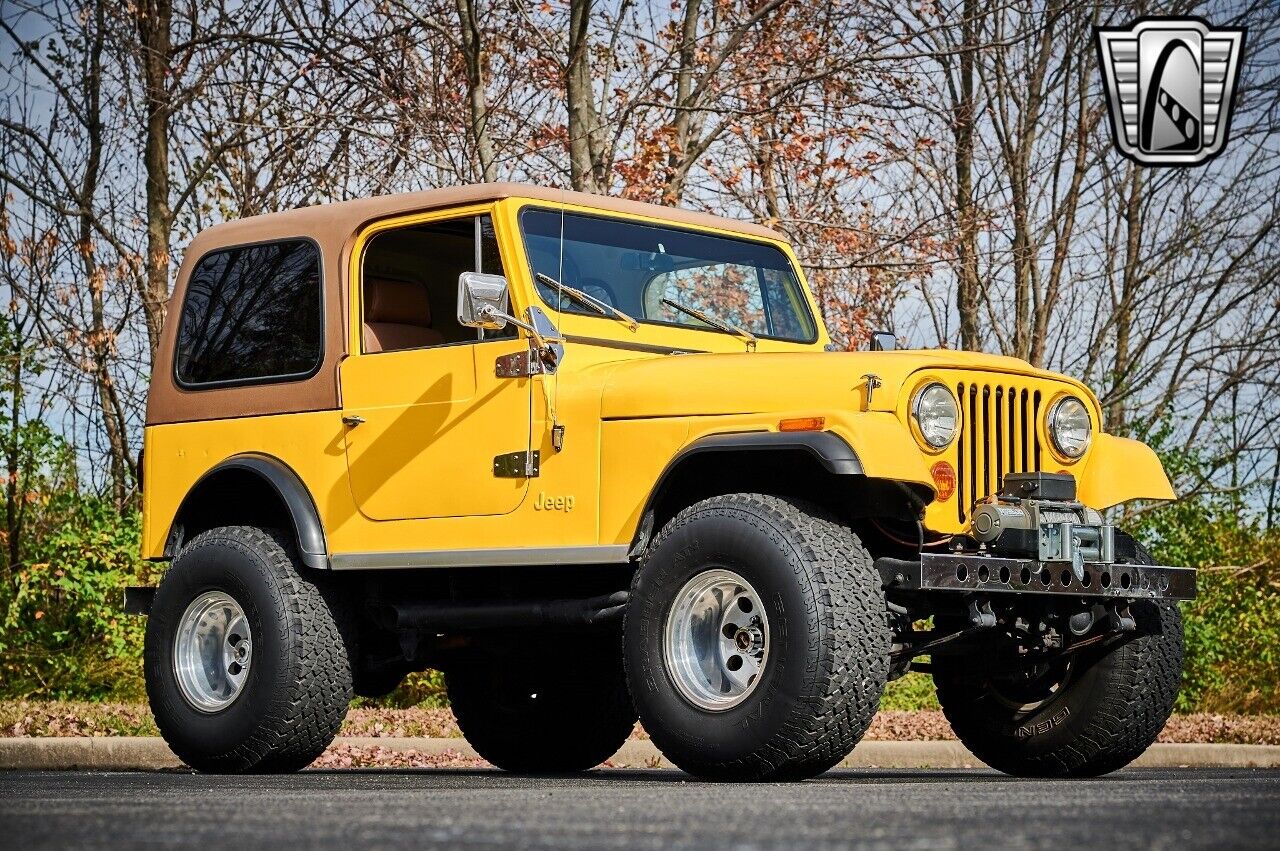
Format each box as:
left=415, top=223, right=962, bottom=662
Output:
left=342, top=415, right=366, bottom=427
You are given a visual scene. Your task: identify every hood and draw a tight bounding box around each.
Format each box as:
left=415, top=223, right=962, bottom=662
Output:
left=597, top=349, right=1095, bottom=420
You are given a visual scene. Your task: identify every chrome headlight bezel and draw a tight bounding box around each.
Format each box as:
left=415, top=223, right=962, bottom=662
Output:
left=911, top=382, right=959, bottom=451
left=1047, top=395, right=1092, bottom=460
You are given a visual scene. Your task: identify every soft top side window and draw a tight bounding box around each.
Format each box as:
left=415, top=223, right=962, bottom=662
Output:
left=175, top=238, right=323, bottom=388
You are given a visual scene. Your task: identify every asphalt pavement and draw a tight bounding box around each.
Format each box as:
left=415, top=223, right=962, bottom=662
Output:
left=1, top=768, right=1275, bottom=849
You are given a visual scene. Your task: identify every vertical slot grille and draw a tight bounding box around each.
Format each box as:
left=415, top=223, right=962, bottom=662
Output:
left=955, top=380, right=1043, bottom=525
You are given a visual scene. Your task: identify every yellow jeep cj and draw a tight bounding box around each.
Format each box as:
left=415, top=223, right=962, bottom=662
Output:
left=131, top=184, right=1193, bottom=780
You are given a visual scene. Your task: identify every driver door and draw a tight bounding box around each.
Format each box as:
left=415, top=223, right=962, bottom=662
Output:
left=340, top=212, right=532, bottom=521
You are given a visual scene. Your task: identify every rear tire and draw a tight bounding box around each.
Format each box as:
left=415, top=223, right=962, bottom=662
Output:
left=446, top=638, right=636, bottom=773
left=934, top=544, right=1183, bottom=777
left=624, top=493, right=891, bottom=781
left=144, top=526, right=352, bottom=773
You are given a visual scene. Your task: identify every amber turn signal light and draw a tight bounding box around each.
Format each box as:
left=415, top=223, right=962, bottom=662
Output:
left=930, top=460, right=956, bottom=501
left=778, top=417, right=826, bottom=432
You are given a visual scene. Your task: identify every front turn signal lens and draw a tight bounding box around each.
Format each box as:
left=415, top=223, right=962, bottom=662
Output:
left=930, top=461, right=956, bottom=501
left=779, top=416, right=826, bottom=432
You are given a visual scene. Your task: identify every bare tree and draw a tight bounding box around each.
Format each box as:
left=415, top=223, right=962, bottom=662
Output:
left=134, top=0, right=173, bottom=359
left=0, top=0, right=1276, bottom=520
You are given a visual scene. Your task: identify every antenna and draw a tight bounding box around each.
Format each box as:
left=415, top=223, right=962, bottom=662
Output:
left=549, top=204, right=565, bottom=443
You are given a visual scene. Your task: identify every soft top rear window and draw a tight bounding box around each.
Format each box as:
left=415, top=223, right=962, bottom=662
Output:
left=175, top=238, right=323, bottom=388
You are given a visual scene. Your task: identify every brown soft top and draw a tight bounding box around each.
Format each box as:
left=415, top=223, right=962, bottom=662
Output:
left=147, top=183, right=785, bottom=425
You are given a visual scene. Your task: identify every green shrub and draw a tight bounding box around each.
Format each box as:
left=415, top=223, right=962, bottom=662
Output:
left=0, top=494, right=158, bottom=700
left=1134, top=502, right=1279, bottom=713
left=1127, top=420, right=1280, bottom=714
left=357, top=670, right=451, bottom=710
left=880, top=672, right=940, bottom=711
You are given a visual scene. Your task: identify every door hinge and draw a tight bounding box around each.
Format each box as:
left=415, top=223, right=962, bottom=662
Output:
left=495, top=349, right=539, bottom=378
left=493, top=450, right=540, bottom=478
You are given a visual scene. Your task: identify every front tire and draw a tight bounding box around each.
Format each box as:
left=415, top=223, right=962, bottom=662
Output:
left=624, top=493, right=891, bottom=781
left=144, top=526, right=352, bottom=773
left=934, top=545, right=1183, bottom=777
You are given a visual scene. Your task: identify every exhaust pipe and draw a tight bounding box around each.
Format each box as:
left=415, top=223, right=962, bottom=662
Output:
left=371, top=590, right=629, bottom=631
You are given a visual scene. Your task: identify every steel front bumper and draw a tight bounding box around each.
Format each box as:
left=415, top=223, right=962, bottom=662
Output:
left=877, top=552, right=1196, bottom=601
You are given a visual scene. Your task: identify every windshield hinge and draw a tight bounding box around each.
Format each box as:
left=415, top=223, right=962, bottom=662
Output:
left=495, top=337, right=560, bottom=378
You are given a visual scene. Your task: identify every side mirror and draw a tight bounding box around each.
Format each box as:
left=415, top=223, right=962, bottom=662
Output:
left=870, top=330, right=897, bottom=351
left=457, top=273, right=565, bottom=371
left=457, top=272, right=510, bottom=330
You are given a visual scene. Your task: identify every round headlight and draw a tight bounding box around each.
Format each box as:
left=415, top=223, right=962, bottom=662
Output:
left=1048, top=395, right=1092, bottom=459
left=912, top=383, right=958, bottom=449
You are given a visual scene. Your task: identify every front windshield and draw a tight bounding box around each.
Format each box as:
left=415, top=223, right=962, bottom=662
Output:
left=520, top=208, right=818, bottom=343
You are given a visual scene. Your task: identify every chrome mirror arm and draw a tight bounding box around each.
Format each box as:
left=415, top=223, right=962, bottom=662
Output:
left=478, top=305, right=564, bottom=366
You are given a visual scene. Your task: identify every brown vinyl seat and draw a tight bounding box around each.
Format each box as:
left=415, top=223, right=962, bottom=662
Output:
left=363, top=277, right=444, bottom=352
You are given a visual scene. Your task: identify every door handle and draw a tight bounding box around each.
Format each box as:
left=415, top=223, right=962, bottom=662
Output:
left=342, top=415, right=366, bottom=427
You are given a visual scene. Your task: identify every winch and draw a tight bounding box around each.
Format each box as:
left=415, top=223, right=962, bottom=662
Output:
left=968, top=472, right=1114, bottom=580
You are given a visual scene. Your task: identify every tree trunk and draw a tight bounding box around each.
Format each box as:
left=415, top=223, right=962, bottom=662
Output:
left=136, top=0, right=173, bottom=364
left=1009, top=165, right=1033, bottom=360
left=566, top=0, right=603, bottom=192
left=83, top=0, right=134, bottom=506
left=455, top=0, right=497, bottom=182
left=3, top=324, right=22, bottom=574
left=953, top=0, right=982, bottom=351
left=755, top=121, right=783, bottom=223
left=663, top=0, right=703, bottom=204
left=1032, top=49, right=1095, bottom=368
left=1108, top=164, right=1144, bottom=431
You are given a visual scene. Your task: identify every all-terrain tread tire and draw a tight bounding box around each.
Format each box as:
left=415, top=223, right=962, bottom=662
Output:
left=934, top=543, right=1183, bottom=777
left=625, top=493, right=891, bottom=782
left=145, top=526, right=352, bottom=773
left=446, top=642, right=636, bottom=774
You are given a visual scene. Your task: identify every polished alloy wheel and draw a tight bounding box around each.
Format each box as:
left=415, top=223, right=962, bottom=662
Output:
left=173, top=591, right=253, bottom=712
left=663, top=568, right=769, bottom=711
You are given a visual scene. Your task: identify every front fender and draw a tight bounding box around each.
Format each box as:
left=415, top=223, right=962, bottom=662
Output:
left=1077, top=433, right=1176, bottom=510
left=826, top=412, right=934, bottom=491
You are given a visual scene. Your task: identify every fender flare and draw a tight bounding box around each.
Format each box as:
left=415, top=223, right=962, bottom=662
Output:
left=629, top=431, right=865, bottom=556
left=166, top=453, right=329, bottom=570
left=662, top=431, right=864, bottom=475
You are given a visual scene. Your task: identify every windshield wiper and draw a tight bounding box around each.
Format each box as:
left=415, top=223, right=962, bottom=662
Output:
left=536, top=272, right=637, bottom=331
left=660, top=297, right=758, bottom=351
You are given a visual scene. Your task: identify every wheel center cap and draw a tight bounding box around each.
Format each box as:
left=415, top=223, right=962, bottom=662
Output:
left=735, top=626, right=763, bottom=653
